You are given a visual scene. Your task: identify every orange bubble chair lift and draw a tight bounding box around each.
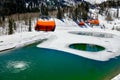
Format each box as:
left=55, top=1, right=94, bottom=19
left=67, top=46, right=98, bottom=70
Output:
left=78, top=22, right=84, bottom=26
left=88, top=19, right=99, bottom=25
left=35, top=16, right=56, bottom=31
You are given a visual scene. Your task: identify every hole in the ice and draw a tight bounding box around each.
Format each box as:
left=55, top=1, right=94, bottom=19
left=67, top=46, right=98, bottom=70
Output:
left=69, top=43, right=105, bottom=52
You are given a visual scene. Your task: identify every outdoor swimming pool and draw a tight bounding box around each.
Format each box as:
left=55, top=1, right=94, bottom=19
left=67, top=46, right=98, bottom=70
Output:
left=69, top=43, right=105, bottom=52
left=0, top=43, right=120, bottom=80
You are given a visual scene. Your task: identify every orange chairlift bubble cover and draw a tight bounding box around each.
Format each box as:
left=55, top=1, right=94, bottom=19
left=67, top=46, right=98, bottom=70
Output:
left=94, top=20, right=99, bottom=24
left=78, top=22, right=84, bottom=26
left=35, top=20, right=55, bottom=31
left=36, top=20, right=55, bottom=27
left=88, top=20, right=99, bottom=25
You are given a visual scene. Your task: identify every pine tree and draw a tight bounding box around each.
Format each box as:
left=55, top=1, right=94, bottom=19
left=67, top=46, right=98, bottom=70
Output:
left=116, top=1, right=119, bottom=18
left=106, top=12, right=113, bottom=21
left=57, top=6, right=62, bottom=19
left=44, top=6, right=49, bottom=16
left=100, top=4, right=105, bottom=15
left=28, top=18, right=32, bottom=32
left=14, top=22, right=16, bottom=30
left=0, top=17, right=2, bottom=25
left=73, top=7, right=78, bottom=21
left=78, top=2, right=89, bottom=21
left=41, top=3, right=48, bottom=16
left=82, top=11, right=87, bottom=21
left=8, top=18, right=14, bottom=35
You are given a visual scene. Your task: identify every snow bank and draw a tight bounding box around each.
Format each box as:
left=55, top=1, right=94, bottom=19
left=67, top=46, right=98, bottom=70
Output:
left=0, top=31, right=51, bottom=52
left=112, top=74, right=120, bottom=80
left=0, top=17, right=52, bottom=52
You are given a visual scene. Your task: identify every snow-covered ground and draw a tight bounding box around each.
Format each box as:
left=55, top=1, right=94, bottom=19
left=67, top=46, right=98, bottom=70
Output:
left=0, top=31, right=51, bottom=52
left=0, top=18, right=51, bottom=52
left=0, top=14, right=120, bottom=79
left=100, top=10, right=120, bottom=30
left=0, top=17, right=120, bottom=61
left=89, top=8, right=120, bottom=31
left=37, top=18, right=120, bottom=61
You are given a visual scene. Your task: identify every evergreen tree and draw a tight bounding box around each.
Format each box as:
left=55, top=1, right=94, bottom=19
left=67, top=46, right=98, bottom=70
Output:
left=8, top=18, right=14, bottom=35
left=116, top=1, right=119, bottom=18
left=100, top=4, right=105, bottom=15
left=82, top=11, right=87, bottom=21
left=84, top=3, right=89, bottom=13
left=0, top=17, right=2, bottom=24
left=41, top=3, right=48, bottom=16
left=72, top=7, right=78, bottom=21
left=28, top=18, right=32, bottom=32
left=68, top=7, right=73, bottom=18
left=78, top=2, right=89, bottom=21
left=44, top=6, right=49, bottom=16
left=14, top=22, right=16, bottom=30
left=57, top=6, right=62, bottom=19
left=106, top=12, right=113, bottom=21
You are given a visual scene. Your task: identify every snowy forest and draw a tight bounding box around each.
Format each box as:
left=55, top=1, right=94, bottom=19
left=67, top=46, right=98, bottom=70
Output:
left=0, top=0, right=120, bottom=35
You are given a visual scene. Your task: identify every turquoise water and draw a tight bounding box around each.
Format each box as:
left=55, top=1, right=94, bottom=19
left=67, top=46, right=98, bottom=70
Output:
left=69, top=43, right=105, bottom=52
left=0, top=43, right=120, bottom=80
